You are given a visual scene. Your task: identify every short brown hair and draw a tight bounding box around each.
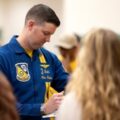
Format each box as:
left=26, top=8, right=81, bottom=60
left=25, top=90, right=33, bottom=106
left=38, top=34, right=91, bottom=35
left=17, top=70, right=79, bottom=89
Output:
left=25, top=4, right=60, bottom=26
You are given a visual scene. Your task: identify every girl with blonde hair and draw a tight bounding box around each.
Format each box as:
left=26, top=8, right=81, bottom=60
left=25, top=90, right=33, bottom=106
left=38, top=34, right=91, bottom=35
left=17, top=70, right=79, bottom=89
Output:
left=56, top=28, right=120, bottom=120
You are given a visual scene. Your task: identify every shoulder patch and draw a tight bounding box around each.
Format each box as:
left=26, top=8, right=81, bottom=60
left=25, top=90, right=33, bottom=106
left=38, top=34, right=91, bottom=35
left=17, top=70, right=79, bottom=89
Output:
left=15, top=63, right=30, bottom=82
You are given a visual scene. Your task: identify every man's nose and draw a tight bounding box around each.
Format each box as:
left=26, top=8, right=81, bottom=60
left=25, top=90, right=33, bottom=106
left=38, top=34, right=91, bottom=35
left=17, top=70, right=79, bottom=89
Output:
left=45, top=36, right=50, bottom=42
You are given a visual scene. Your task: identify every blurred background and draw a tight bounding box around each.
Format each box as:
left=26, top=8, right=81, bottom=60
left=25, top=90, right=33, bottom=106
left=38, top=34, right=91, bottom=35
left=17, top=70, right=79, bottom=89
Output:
left=0, top=0, right=120, bottom=53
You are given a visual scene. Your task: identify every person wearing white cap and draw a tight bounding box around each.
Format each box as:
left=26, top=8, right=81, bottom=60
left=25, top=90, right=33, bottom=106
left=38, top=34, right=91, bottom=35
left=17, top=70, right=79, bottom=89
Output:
left=56, top=33, right=81, bottom=73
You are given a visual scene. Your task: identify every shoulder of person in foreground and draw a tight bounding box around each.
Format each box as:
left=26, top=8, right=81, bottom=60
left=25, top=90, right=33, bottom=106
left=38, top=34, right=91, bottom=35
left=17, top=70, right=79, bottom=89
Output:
left=56, top=91, right=82, bottom=120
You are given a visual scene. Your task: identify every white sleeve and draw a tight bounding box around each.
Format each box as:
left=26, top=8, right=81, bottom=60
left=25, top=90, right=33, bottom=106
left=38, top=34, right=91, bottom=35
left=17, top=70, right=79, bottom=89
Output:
left=56, top=92, right=82, bottom=120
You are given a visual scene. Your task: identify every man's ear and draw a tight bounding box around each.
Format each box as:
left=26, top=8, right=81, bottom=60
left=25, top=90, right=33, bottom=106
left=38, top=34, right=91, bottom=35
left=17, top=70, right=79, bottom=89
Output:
left=27, top=20, right=35, bottom=31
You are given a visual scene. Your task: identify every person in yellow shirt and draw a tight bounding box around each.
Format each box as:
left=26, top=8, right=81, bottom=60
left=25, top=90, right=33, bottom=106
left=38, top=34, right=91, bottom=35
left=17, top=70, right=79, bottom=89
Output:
left=56, top=33, right=81, bottom=73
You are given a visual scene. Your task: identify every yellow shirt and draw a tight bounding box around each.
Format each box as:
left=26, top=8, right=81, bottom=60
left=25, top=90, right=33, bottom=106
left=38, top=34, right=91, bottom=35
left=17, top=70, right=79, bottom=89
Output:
left=58, top=55, right=77, bottom=73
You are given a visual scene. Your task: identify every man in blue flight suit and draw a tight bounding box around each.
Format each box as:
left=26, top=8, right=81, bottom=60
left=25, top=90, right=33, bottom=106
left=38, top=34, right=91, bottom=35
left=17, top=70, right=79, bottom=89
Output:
left=0, top=4, right=68, bottom=120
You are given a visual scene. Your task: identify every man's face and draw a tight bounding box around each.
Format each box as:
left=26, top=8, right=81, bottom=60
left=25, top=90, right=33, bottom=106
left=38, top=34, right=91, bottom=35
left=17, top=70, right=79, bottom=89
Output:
left=27, top=21, right=57, bottom=50
left=59, top=47, right=78, bottom=58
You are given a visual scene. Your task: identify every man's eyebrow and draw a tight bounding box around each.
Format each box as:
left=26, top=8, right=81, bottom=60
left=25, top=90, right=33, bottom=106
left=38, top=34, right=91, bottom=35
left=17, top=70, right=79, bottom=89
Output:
left=43, top=31, right=53, bottom=35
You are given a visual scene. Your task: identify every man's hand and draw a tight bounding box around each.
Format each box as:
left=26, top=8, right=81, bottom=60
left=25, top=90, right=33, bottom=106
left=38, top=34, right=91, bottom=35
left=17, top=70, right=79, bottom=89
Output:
left=43, top=91, right=64, bottom=114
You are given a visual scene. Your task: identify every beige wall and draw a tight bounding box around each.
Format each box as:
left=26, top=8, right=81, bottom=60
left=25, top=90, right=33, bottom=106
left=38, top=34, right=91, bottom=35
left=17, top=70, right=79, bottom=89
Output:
left=64, top=0, right=120, bottom=35
left=0, top=1, right=4, bottom=41
left=1, top=0, right=120, bottom=53
left=1, top=0, right=64, bottom=53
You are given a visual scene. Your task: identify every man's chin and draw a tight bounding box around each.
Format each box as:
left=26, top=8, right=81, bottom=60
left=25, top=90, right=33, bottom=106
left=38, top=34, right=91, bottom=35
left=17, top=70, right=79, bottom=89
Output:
left=34, top=45, right=43, bottom=49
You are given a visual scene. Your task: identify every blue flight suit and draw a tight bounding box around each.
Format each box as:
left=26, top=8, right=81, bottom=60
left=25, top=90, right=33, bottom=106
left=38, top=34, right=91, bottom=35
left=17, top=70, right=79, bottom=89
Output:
left=0, top=36, right=68, bottom=120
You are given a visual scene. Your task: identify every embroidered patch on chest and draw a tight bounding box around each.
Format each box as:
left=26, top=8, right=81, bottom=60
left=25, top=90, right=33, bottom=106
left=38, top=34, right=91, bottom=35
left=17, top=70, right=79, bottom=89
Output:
left=15, top=63, right=30, bottom=82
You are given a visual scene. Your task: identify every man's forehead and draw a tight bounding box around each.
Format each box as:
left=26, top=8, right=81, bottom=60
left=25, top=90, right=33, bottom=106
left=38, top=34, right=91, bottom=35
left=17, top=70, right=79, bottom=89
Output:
left=41, top=22, right=57, bottom=33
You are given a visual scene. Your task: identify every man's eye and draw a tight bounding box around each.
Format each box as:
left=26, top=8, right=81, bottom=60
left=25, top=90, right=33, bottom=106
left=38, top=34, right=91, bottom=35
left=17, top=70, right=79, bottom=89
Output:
left=43, top=32, right=50, bottom=36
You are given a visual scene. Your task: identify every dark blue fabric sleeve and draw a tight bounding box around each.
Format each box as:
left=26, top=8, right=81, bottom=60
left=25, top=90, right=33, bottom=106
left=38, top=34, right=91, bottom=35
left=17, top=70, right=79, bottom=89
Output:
left=17, top=102, right=41, bottom=116
left=51, top=55, right=69, bottom=92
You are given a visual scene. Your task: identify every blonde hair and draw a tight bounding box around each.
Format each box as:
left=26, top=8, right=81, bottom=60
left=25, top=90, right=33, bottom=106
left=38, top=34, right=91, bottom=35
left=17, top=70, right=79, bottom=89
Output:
left=66, top=28, right=120, bottom=120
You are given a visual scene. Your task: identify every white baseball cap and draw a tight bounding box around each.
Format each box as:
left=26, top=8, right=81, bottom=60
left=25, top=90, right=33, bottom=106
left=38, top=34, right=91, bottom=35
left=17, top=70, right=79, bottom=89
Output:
left=56, top=34, right=78, bottom=49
